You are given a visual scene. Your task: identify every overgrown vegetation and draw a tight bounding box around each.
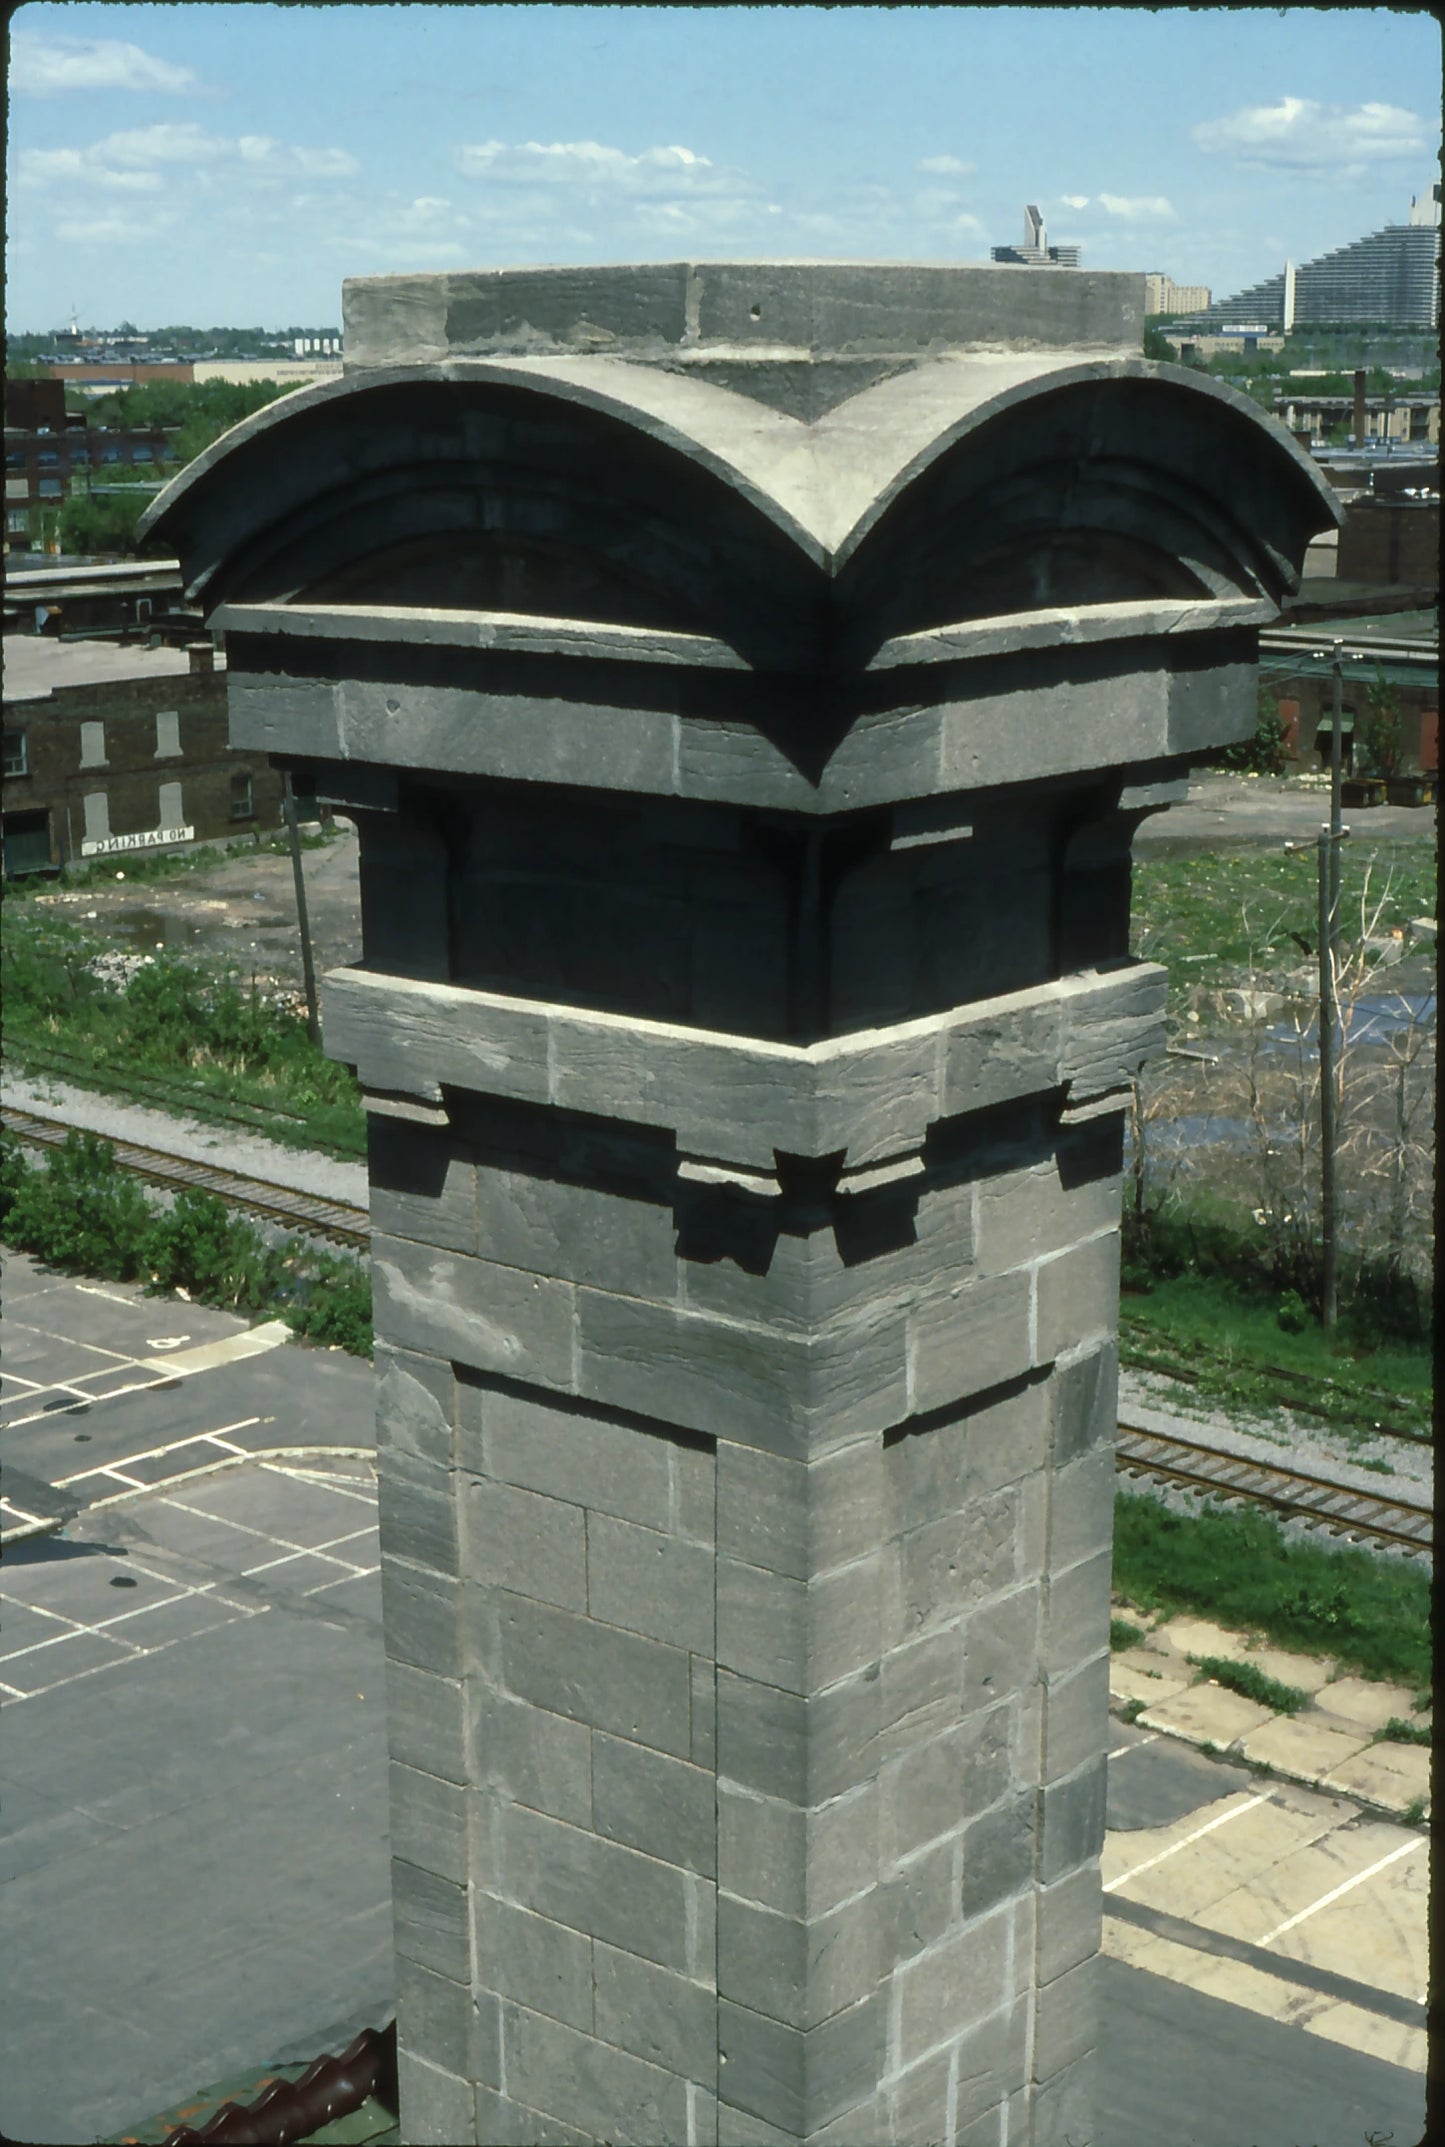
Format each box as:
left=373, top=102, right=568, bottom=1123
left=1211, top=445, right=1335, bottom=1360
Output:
left=1211, top=687, right=1290, bottom=777
left=1378, top=1716, right=1431, bottom=1748
left=1110, top=1616, right=1147, bottom=1651
left=0, top=1131, right=372, bottom=1356
left=1112, top=1489, right=1430, bottom=1688
left=2, top=910, right=365, bottom=1158
left=1189, top=1654, right=1309, bottom=1714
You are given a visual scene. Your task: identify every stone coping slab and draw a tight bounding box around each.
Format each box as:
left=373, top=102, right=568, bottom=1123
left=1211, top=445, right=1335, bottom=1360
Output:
left=323, top=959, right=1166, bottom=1171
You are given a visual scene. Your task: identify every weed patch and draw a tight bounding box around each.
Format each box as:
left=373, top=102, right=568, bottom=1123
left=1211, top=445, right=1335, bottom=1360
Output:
left=1, top=1132, right=371, bottom=1358
left=1110, top=1617, right=1147, bottom=1651
left=1190, top=1654, right=1308, bottom=1714
left=1377, top=1717, right=1432, bottom=1748
left=1112, top=1489, right=1430, bottom=1689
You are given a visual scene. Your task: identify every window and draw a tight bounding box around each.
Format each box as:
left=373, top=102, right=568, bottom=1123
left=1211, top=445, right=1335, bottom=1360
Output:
left=158, top=781, right=184, bottom=829
left=36, top=450, right=60, bottom=468
left=83, top=790, right=110, bottom=842
left=155, top=709, right=180, bottom=758
left=6, top=507, right=27, bottom=536
left=3, top=729, right=28, bottom=778
left=229, top=770, right=254, bottom=821
left=131, top=443, right=154, bottom=463
left=79, top=721, right=106, bottom=769
left=37, top=477, right=63, bottom=499
left=69, top=446, right=91, bottom=468
left=101, top=445, right=123, bottom=464
left=5, top=452, right=25, bottom=473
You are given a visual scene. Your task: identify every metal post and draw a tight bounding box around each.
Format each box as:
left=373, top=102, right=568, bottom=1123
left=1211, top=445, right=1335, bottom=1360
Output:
left=282, top=770, right=321, bottom=1047
left=1317, top=641, right=1344, bottom=1330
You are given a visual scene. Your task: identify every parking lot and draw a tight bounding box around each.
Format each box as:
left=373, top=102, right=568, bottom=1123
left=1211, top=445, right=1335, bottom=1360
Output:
left=0, top=1251, right=1428, bottom=2147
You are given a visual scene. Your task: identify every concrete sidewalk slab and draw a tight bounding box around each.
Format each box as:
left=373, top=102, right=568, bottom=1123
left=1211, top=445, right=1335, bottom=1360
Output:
left=1324, top=1740, right=1432, bottom=1817
left=1311, top=1674, right=1422, bottom=1733
left=1239, top=1715, right=1372, bottom=1778
left=1139, top=1682, right=1277, bottom=1748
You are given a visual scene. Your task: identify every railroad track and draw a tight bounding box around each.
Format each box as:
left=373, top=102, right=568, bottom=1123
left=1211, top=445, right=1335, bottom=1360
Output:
left=1121, top=1320, right=1431, bottom=1446
left=1116, top=1421, right=1433, bottom=1556
left=1, top=1105, right=370, bottom=1252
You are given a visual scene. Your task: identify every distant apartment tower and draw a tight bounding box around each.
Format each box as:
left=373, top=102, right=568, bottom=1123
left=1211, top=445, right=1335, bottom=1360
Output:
left=1144, top=273, right=1211, bottom=315
left=1179, top=186, right=1441, bottom=332
left=992, top=204, right=1080, bottom=267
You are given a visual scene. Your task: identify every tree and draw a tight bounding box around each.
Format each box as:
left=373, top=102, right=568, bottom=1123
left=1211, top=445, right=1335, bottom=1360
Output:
left=1143, top=319, right=1177, bottom=362
left=57, top=480, right=153, bottom=557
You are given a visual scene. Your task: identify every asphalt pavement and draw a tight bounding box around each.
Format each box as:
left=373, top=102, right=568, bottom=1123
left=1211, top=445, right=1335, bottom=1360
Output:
left=0, top=1252, right=1428, bottom=2147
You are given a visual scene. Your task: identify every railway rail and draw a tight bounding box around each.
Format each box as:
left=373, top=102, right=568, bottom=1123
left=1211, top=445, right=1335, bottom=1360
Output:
left=1, top=1104, right=370, bottom=1252
left=1116, top=1422, right=1433, bottom=1556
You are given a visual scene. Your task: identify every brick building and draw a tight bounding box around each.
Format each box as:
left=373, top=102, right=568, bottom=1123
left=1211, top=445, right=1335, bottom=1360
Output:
left=5, top=376, right=177, bottom=552
left=1, top=637, right=286, bottom=876
left=1336, top=493, right=1441, bottom=585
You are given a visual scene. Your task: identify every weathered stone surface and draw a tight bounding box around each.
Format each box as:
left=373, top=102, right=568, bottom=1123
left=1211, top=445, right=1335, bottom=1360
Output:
left=153, top=257, right=1334, bottom=2145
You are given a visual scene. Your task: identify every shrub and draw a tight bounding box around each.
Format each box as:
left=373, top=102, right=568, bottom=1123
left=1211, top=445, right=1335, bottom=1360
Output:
left=1, top=1130, right=153, bottom=1280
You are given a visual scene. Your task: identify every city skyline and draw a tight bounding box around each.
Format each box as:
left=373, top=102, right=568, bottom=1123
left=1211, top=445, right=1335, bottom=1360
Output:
left=6, top=3, right=1442, bottom=331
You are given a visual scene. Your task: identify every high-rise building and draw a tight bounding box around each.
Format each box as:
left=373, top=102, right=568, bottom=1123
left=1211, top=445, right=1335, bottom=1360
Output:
left=991, top=203, right=1080, bottom=268
left=1144, top=273, right=1212, bottom=315
left=1178, top=187, right=1441, bottom=332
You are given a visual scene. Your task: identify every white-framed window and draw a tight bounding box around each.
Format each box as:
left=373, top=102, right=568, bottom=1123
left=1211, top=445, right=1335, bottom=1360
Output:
left=37, top=477, right=63, bottom=499
left=229, top=769, right=254, bottom=820
left=155, top=709, right=181, bottom=758
left=158, top=780, right=184, bottom=828
left=80, top=721, right=106, bottom=769
left=2, top=729, right=28, bottom=778
left=83, top=790, right=110, bottom=842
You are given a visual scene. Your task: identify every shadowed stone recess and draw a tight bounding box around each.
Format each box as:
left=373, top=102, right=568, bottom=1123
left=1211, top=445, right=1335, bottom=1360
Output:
left=144, top=260, right=1337, bottom=2146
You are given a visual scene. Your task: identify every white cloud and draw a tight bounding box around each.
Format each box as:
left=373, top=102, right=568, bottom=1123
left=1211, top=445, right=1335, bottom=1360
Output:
left=1096, top=193, right=1177, bottom=221
left=54, top=213, right=173, bottom=246
left=455, top=138, right=743, bottom=199
left=917, top=154, right=973, bottom=177
left=16, top=124, right=360, bottom=198
left=1060, top=194, right=1090, bottom=209
left=10, top=34, right=197, bottom=96
left=1192, top=98, right=1433, bottom=177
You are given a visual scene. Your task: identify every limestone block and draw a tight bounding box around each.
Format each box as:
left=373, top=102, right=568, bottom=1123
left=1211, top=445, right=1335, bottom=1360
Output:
left=501, top=1803, right=694, bottom=1974
left=1047, top=1448, right=1118, bottom=1574
left=907, top=1269, right=1033, bottom=1417
left=386, top=1657, right=468, bottom=1785
left=892, top=1905, right=1010, bottom=2070
left=1037, top=1755, right=1108, bottom=1886
left=466, top=1384, right=674, bottom=1532
left=491, top=1592, right=694, bottom=1759
left=716, top=1665, right=881, bottom=1807
left=1043, top=1549, right=1112, bottom=1679
left=963, top=1585, right=1042, bottom=1716
left=716, top=1889, right=877, bottom=2029
left=467, top=1687, right=592, bottom=1828
left=976, top=1143, right=1121, bottom=1277
left=394, top=1854, right=471, bottom=1983
left=1033, top=1954, right=1100, bottom=2082
left=1042, top=1652, right=1112, bottom=1784
left=898, top=1485, right=1022, bottom=1637
left=474, top=1158, right=677, bottom=1302
left=470, top=2086, right=593, bottom=2147
left=377, top=1465, right=460, bottom=1581
left=463, top=1476, right=588, bottom=1614
left=1030, top=2050, right=1097, bottom=2147
left=1035, top=1232, right=1121, bottom=1366
left=1049, top=1342, right=1118, bottom=1466
left=1036, top=1860, right=1103, bottom=1989
left=381, top=1556, right=463, bottom=1677
left=951, top=2002, right=1029, bottom=2135
left=879, top=1833, right=958, bottom=1966
left=474, top=1893, right=593, bottom=2032
left=396, top=2047, right=476, bottom=2147
left=370, top=1120, right=478, bottom=1256
left=691, top=1656, right=717, bottom=1769
left=883, top=2041, right=954, bottom=2146
left=375, top=1352, right=455, bottom=1479
left=592, top=1941, right=718, bottom=2087
left=501, top=2002, right=692, bottom=2145
left=716, top=1551, right=881, bottom=1694
left=592, top=1733, right=717, bottom=1878
left=961, top=1787, right=1038, bottom=1919
left=716, top=1435, right=881, bottom=1583
left=717, top=1990, right=883, bottom=2138
left=716, top=1780, right=876, bottom=1921
left=390, top=1759, right=469, bottom=1885
left=588, top=1512, right=716, bottom=1654
left=373, top=1237, right=577, bottom=1391
left=879, top=1627, right=966, bottom=1766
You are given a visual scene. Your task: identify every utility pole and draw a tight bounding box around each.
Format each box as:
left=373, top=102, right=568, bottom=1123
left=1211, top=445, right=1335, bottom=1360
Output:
left=1317, top=640, right=1345, bottom=1328
left=282, top=771, right=321, bottom=1047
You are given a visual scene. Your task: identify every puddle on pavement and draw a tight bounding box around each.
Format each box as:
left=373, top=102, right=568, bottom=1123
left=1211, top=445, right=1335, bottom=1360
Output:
left=102, top=905, right=206, bottom=951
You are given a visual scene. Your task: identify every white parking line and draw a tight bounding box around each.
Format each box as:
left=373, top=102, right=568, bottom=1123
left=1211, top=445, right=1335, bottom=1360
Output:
left=1111, top=1734, right=1160, bottom=1757
left=1256, top=1838, right=1426, bottom=1947
left=240, top=1525, right=377, bottom=1578
left=1104, top=1794, right=1271, bottom=1894
left=304, top=1563, right=380, bottom=1594
left=56, top=1419, right=262, bottom=1488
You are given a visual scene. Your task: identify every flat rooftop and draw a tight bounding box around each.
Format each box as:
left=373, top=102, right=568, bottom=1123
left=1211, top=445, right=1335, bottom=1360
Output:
left=3, top=636, right=224, bottom=703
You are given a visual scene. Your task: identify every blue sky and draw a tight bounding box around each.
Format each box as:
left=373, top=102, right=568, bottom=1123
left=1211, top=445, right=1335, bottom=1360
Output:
left=7, top=4, right=1441, bottom=332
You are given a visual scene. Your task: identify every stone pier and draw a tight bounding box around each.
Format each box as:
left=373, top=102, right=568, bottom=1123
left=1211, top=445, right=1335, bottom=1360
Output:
left=145, top=262, right=1337, bottom=2146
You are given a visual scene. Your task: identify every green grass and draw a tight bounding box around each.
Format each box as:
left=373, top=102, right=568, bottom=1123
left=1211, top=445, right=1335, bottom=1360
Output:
left=1377, top=1716, right=1432, bottom=1748
left=2, top=906, right=366, bottom=1159
left=1110, top=1617, right=1147, bottom=1652
left=0, top=1130, right=372, bottom=1357
left=1190, top=1654, right=1309, bottom=1714
left=1112, top=1488, right=1431, bottom=1689
left=1130, top=839, right=1437, bottom=990
left=1120, top=1270, right=1433, bottom=1434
